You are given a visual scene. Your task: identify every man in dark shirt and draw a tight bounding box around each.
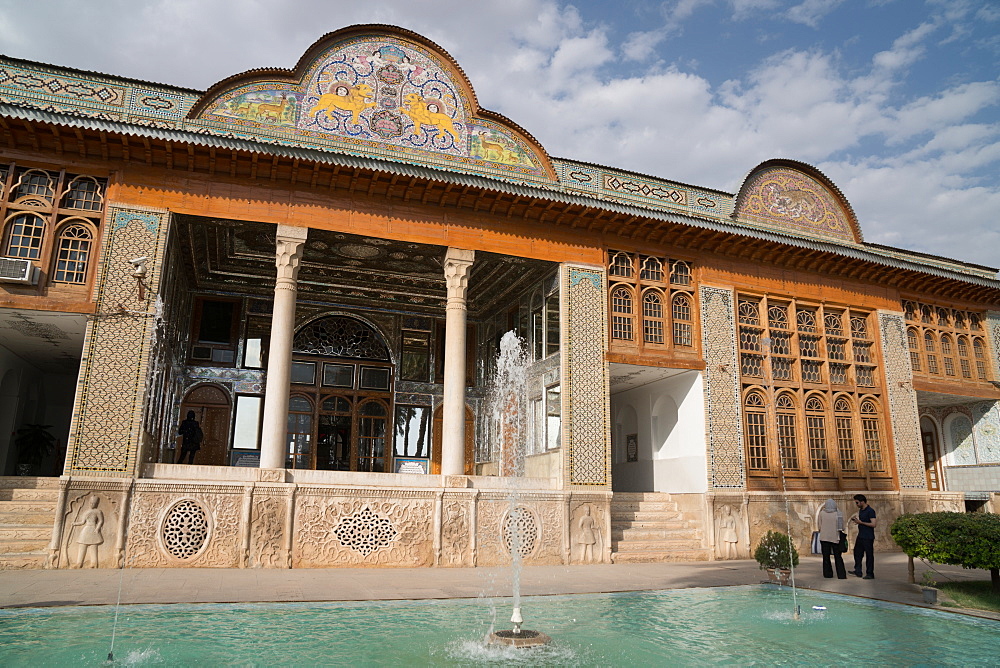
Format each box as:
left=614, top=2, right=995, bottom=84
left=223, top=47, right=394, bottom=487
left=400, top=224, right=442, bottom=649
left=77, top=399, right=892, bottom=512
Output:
left=849, top=494, right=877, bottom=579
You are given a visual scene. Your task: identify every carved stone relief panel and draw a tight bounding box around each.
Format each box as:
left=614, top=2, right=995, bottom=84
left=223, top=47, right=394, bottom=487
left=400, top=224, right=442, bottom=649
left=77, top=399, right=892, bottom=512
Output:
left=476, top=495, right=564, bottom=566
left=440, top=498, right=471, bottom=567
left=293, top=492, right=434, bottom=568
left=124, top=485, right=243, bottom=568
left=712, top=499, right=747, bottom=560
left=249, top=493, right=288, bottom=569
left=570, top=501, right=606, bottom=564
left=58, top=491, right=119, bottom=569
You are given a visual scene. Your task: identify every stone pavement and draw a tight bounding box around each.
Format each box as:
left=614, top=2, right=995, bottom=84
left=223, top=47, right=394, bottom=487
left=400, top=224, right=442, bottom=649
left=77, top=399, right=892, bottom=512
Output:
left=1, top=553, right=997, bottom=621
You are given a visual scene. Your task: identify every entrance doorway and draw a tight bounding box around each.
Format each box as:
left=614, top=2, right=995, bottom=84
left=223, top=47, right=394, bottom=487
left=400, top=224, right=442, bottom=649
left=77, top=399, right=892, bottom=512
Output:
left=179, top=384, right=231, bottom=466
left=920, top=416, right=942, bottom=491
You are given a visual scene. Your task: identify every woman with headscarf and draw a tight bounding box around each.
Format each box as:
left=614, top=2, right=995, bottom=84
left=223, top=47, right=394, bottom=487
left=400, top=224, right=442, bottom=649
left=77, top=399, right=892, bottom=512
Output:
left=817, top=499, right=847, bottom=579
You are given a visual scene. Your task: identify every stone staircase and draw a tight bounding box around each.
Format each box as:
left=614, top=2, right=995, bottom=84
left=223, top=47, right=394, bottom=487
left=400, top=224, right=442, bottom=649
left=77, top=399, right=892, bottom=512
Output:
left=610, top=492, right=710, bottom=563
left=0, top=477, right=59, bottom=570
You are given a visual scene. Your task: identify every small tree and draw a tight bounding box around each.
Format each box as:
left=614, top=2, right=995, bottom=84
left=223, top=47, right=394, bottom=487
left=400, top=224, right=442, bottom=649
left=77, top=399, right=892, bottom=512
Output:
left=754, top=530, right=800, bottom=570
left=890, top=512, right=1000, bottom=593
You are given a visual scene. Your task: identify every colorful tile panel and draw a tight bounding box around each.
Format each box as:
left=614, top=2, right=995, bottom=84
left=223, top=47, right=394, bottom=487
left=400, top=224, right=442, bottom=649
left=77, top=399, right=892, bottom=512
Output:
left=877, top=311, right=926, bottom=488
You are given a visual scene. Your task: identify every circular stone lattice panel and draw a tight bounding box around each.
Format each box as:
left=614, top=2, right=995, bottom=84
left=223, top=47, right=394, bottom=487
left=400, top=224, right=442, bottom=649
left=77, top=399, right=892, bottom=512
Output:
left=501, top=507, right=539, bottom=558
left=161, top=499, right=210, bottom=560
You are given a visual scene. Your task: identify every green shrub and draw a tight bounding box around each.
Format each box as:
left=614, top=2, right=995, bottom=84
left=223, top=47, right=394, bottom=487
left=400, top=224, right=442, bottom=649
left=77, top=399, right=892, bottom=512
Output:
left=890, top=512, right=1000, bottom=593
left=753, top=530, right=800, bottom=570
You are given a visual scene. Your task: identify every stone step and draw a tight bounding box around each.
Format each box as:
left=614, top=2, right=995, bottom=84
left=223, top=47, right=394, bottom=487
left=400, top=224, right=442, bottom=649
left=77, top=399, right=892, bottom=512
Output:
left=0, top=538, right=50, bottom=554
left=0, top=525, right=51, bottom=540
left=611, top=519, right=690, bottom=531
left=0, top=551, right=47, bottom=570
left=610, top=501, right=679, bottom=513
left=611, top=510, right=684, bottom=523
left=0, top=487, right=60, bottom=502
left=612, top=538, right=704, bottom=552
left=0, top=510, right=56, bottom=526
left=611, top=548, right=711, bottom=563
left=612, top=526, right=699, bottom=541
left=0, top=499, right=58, bottom=513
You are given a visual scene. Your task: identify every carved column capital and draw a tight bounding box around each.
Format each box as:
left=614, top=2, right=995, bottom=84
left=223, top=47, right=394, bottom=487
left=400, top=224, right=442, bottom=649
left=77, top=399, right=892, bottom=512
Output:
left=444, top=248, right=475, bottom=305
left=275, top=225, right=308, bottom=283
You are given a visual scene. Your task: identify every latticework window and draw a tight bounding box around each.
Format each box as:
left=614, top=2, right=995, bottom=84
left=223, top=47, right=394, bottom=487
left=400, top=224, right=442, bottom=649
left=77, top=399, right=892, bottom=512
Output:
left=611, top=286, right=634, bottom=340
left=806, top=396, right=829, bottom=471
left=52, top=223, right=93, bottom=283
left=736, top=293, right=887, bottom=487
left=974, top=339, right=988, bottom=380
left=609, top=251, right=633, bottom=278
left=62, top=176, right=103, bottom=211
left=744, top=392, right=768, bottom=470
left=775, top=393, right=799, bottom=470
left=607, top=251, right=695, bottom=353
left=5, top=213, right=45, bottom=259
left=13, top=169, right=55, bottom=204
left=860, top=400, right=885, bottom=472
left=905, top=301, right=991, bottom=383
left=671, top=293, right=693, bottom=347
left=642, top=290, right=664, bottom=344
left=834, top=398, right=857, bottom=471
left=640, top=256, right=663, bottom=281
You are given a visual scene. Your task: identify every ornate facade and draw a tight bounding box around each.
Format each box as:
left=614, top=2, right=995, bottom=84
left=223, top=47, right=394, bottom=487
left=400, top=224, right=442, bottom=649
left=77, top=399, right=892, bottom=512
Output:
left=0, top=25, right=997, bottom=570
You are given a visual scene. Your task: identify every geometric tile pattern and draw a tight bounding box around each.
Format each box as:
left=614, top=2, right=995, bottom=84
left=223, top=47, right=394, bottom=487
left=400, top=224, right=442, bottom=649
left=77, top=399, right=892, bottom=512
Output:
left=877, top=311, right=925, bottom=489
left=562, top=265, right=611, bottom=486
left=65, top=205, right=171, bottom=476
left=987, top=312, right=1000, bottom=380
left=699, top=286, right=745, bottom=488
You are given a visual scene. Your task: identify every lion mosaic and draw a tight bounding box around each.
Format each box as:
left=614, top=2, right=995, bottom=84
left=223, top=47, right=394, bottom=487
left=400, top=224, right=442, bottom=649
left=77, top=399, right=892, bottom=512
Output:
left=308, top=83, right=375, bottom=126
left=398, top=93, right=460, bottom=142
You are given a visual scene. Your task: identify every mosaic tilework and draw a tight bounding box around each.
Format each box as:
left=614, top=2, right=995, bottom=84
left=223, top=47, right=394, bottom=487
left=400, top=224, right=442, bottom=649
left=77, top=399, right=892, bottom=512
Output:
left=734, top=167, right=857, bottom=244
left=65, top=205, right=171, bottom=477
left=877, top=311, right=925, bottom=489
left=554, top=161, right=731, bottom=218
left=699, top=286, right=745, bottom=488
left=562, top=265, right=611, bottom=486
left=987, top=312, right=1000, bottom=380
left=972, top=401, right=1000, bottom=463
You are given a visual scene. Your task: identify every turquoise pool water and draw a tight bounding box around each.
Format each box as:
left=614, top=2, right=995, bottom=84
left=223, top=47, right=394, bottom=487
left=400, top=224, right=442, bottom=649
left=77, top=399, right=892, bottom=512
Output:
left=1, top=586, right=998, bottom=666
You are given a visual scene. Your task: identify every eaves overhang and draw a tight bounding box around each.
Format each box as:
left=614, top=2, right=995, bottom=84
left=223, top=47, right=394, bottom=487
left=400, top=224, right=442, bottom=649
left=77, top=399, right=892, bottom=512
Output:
left=3, top=102, right=999, bottom=293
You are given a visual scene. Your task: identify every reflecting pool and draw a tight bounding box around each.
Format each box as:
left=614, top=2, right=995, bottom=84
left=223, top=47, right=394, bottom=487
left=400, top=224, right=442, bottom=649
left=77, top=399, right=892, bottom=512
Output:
left=1, top=586, right=998, bottom=666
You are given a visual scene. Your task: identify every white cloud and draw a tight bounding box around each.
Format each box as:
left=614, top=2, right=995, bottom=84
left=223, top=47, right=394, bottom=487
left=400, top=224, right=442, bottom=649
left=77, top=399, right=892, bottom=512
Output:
left=785, top=0, right=845, bottom=28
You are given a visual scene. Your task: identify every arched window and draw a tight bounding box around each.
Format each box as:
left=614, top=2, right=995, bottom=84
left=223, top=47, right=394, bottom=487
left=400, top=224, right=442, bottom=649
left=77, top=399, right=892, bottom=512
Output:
left=642, top=290, right=664, bottom=344
left=969, top=313, right=983, bottom=330
left=824, top=311, right=844, bottom=336
left=669, top=260, right=691, bottom=286
left=920, top=305, right=934, bottom=324
left=973, top=338, right=988, bottom=379
left=796, top=307, right=817, bottom=332
left=608, top=251, right=633, bottom=278
left=850, top=315, right=869, bottom=339
left=805, top=395, right=829, bottom=471
left=62, top=176, right=104, bottom=211
left=936, top=307, right=950, bottom=327
left=953, top=310, right=967, bottom=330
left=775, top=393, right=799, bottom=470
left=941, top=334, right=955, bottom=376
left=957, top=336, right=972, bottom=379
left=834, top=397, right=856, bottom=471
left=12, top=169, right=55, bottom=205
left=4, top=212, right=45, bottom=259
left=671, top=292, right=693, bottom=347
left=907, top=328, right=921, bottom=371
left=903, top=301, right=917, bottom=321
left=768, top=303, right=789, bottom=330
left=738, top=299, right=760, bottom=325
left=611, top=286, right=634, bottom=340
left=639, top=256, right=663, bottom=281
left=924, top=332, right=939, bottom=374
left=743, top=392, right=768, bottom=471
left=52, top=222, right=93, bottom=284
left=860, top=400, right=885, bottom=473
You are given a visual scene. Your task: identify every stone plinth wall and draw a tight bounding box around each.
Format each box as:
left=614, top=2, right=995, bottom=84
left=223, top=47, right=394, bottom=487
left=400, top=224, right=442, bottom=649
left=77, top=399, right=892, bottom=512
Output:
left=44, top=475, right=611, bottom=569
left=707, top=490, right=964, bottom=561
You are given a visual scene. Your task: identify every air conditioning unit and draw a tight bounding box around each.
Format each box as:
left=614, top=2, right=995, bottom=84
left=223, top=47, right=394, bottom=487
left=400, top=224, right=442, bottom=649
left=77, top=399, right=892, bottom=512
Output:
left=0, top=258, right=39, bottom=285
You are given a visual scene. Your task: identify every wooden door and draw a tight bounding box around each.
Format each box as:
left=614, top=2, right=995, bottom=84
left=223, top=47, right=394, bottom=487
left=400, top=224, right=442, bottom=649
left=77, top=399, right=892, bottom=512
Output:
left=920, top=417, right=941, bottom=491
left=431, top=405, right=475, bottom=475
left=180, top=384, right=231, bottom=466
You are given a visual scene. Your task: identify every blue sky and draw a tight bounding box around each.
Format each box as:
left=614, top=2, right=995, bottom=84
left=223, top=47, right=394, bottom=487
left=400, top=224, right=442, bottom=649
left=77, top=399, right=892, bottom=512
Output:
left=1, top=0, right=998, bottom=269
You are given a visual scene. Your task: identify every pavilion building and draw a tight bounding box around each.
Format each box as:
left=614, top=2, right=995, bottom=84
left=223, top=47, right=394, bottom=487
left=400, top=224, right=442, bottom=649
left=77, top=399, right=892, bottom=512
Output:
left=0, top=25, right=997, bottom=570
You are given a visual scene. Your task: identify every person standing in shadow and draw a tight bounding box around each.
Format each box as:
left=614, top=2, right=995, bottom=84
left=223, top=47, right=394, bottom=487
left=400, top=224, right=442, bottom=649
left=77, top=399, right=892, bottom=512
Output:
left=176, top=410, right=203, bottom=464
left=817, top=498, right=847, bottom=579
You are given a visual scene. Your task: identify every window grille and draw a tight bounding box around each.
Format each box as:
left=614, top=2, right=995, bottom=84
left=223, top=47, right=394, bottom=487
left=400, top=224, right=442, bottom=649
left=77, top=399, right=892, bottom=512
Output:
left=830, top=363, right=849, bottom=385
left=611, top=286, right=634, bottom=340
left=860, top=401, right=885, bottom=472
left=62, top=176, right=103, bottom=211
left=824, top=312, right=843, bottom=336
left=608, top=251, right=633, bottom=278
left=850, top=315, right=868, bottom=338
left=738, top=300, right=760, bottom=325
left=642, top=291, right=664, bottom=344
left=796, top=308, right=817, bottom=332
left=801, top=360, right=823, bottom=383
left=671, top=293, right=692, bottom=347
left=13, top=169, right=55, bottom=204
left=744, top=393, right=768, bottom=470
left=768, top=304, right=789, bottom=329
left=5, top=213, right=45, bottom=259
left=639, top=256, right=663, bottom=281
left=772, top=357, right=794, bottom=381
left=669, top=260, right=691, bottom=285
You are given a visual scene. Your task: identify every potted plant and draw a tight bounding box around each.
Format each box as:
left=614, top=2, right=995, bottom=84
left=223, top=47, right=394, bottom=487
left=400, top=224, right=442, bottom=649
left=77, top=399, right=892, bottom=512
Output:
left=920, top=571, right=938, bottom=605
left=754, top=530, right=800, bottom=585
left=13, top=423, right=56, bottom=476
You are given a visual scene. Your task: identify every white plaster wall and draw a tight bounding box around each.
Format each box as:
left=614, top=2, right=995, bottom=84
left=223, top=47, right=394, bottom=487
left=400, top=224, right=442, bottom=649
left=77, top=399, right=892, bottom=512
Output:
left=611, top=371, right=707, bottom=493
